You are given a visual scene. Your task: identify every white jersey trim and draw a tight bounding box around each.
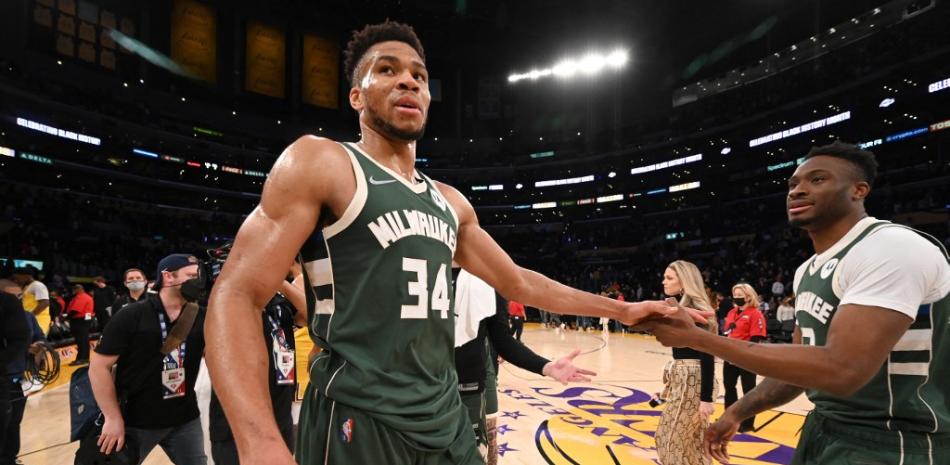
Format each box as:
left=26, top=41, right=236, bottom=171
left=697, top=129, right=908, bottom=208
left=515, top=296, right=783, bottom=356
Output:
left=322, top=236, right=338, bottom=341
left=323, top=143, right=368, bottom=239
left=917, top=304, right=939, bottom=433
left=420, top=173, right=461, bottom=255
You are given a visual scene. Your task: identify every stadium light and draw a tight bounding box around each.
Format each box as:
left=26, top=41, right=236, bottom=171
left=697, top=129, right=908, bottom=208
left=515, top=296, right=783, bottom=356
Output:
left=509, top=48, right=628, bottom=83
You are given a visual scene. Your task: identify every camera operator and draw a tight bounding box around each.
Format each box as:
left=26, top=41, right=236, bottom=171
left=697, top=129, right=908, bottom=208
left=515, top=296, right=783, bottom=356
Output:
left=208, top=258, right=307, bottom=465
left=89, top=254, right=207, bottom=465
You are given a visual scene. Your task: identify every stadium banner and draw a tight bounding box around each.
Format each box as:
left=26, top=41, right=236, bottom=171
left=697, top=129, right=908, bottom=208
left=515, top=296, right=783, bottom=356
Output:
left=245, top=21, right=286, bottom=98
left=302, top=34, right=339, bottom=109
left=170, top=0, right=217, bottom=83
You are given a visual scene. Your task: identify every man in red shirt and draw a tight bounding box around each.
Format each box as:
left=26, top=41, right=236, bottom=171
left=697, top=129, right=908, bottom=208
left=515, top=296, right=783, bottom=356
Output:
left=721, top=283, right=767, bottom=432
left=507, top=300, right=526, bottom=341
left=66, top=284, right=95, bottom=366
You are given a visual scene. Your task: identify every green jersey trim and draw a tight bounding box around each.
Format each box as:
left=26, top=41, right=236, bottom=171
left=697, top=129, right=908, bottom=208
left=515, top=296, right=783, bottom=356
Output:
left=323, top=144, right=368, bottom=239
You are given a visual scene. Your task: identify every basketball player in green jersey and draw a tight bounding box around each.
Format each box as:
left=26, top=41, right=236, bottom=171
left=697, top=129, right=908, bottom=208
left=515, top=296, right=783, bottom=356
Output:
left=649, top=141, right=950, bottom=464
left=204, top=21, right=711, bottom=465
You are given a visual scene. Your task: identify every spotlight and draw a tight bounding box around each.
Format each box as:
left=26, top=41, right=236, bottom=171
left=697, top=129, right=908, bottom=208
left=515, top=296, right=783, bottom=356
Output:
left=606, top=49, right=628, bottom=68
left=721, top=147, right=732, bottom=155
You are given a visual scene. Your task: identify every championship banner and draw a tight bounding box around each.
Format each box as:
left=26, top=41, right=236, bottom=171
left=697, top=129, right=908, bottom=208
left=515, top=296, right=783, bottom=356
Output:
left=170, top=0, right=216, bottom=83
left=245, top=21, right=286, bottom=98
left=302, top=34, right=339, bottom=109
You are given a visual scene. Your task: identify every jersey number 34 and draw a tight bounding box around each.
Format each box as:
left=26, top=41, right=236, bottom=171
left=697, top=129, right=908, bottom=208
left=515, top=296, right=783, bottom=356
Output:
left=401, top=257, right=450, bottom=319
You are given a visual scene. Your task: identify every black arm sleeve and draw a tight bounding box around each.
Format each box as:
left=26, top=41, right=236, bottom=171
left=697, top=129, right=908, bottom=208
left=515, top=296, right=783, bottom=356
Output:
left=1, top=293, right=30, bottom=368
left=485, top=293, right=549, bottom=375
left=699, top=350, right=715, bottom=402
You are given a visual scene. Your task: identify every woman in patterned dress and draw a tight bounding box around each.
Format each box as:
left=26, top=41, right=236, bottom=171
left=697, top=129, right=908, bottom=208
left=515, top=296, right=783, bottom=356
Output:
left=655, top=260, right=718, bottom=465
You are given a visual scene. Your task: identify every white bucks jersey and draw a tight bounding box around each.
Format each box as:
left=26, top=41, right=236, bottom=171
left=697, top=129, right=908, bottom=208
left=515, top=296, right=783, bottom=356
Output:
left=794, top=220, right=950, bottom=433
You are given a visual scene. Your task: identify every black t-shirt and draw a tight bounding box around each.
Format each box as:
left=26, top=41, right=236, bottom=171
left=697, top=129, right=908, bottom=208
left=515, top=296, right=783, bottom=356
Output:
left=94, top=294, right=206, bottom=429
left=2, top=293, right=30, bottom=376
left=111, top=292, right=147, bottom=317
left=209, top=295, right=297, bottom=444
left=94, top=285, right=117, bottom=315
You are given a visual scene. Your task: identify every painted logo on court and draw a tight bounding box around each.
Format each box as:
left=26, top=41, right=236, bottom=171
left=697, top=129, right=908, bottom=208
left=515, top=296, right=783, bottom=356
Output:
left=501, top=385, right=795, bottom=465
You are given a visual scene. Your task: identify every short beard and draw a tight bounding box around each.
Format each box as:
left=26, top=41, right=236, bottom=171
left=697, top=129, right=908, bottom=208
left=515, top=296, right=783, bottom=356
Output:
left=369, top=108, right=426, bottom=141
left=788, top=216, right=813, bottom=228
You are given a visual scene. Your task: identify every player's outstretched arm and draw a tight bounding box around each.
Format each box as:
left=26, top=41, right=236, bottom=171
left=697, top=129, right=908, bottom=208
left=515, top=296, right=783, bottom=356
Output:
left=438, top=182, right=709, bottom=326
left=650, top=303, right=913, bottom=397
left=205, top=136, right=348, bottom=465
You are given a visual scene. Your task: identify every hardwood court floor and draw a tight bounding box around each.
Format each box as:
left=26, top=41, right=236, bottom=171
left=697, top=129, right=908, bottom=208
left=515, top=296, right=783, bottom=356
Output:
left=17, top=324, right=807, bottom=464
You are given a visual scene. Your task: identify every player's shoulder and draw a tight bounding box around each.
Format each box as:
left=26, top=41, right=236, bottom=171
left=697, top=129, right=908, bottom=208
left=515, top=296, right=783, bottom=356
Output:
left=853, top=223, right=945, bottom=262
left=281, top=135, right=350, bottom=165
left=431, top=179, right=464, bottom=199
left=268, top=136, right=351, bottom=186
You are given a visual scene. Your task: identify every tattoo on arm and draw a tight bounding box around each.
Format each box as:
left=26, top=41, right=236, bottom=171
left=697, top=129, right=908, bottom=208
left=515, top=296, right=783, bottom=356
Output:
left=729, top=378, right=805, bottom=421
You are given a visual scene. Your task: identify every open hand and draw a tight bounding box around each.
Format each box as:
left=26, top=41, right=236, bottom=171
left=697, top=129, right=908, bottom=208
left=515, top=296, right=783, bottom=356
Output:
left=542, top=349, right=597, bottom=384
left=97, top=415, right=125, bottom=455
left=624, top=299, right=714, bottom=328
left=645, top=301, right=714, bottom=348
left=704, top=413, right=740, bottom=464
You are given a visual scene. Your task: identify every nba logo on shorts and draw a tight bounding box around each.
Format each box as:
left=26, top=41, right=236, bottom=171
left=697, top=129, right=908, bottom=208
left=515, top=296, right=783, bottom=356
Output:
left=340, top=418, right=354, bottom=443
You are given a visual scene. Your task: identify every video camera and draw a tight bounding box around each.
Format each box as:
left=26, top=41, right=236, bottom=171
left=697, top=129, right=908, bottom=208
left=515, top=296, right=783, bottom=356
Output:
left=205, top=242, right=231, bottom=283
left=174, top=243, right=231, bottom=304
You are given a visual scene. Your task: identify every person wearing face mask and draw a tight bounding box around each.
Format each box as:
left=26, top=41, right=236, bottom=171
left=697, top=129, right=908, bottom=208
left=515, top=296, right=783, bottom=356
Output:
left=656, top=261, right=718, bottom=465
left=89, top=254, right=208, bottom=465
left=721, top=283, right=766, bottom=432
left=111, top=269, right=149, bottom=317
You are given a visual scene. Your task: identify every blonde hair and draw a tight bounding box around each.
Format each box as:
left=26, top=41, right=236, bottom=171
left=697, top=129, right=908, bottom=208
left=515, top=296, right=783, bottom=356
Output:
left=667, top=260, right=717, bottom=333
left=731, top=283, right=761, bottom=309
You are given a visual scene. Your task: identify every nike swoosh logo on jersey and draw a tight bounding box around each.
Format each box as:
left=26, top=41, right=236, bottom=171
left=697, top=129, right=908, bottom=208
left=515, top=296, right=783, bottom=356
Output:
left=369, top=176, right=397, bottom=185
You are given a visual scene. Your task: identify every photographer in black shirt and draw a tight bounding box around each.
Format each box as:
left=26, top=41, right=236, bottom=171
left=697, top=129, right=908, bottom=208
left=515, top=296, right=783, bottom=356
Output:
left=90, top=254, right=207, bottom=465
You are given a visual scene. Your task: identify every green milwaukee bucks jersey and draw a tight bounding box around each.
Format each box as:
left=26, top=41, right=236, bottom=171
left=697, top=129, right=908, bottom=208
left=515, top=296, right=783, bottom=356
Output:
left=298, top=142, right=462, bottom=450
left=794, top=220, right=950, bottom=434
